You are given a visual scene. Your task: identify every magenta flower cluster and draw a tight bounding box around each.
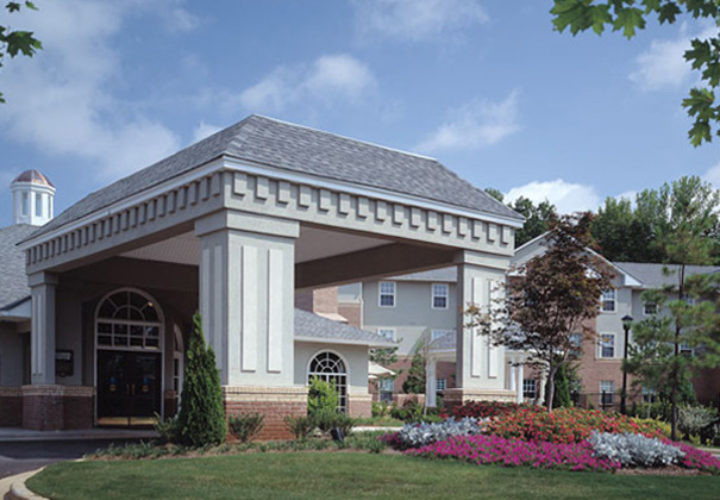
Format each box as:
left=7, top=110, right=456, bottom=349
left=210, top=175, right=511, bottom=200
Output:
left=405, top=434, right=621, bottom=472
left=674, top=441, right=720, bottom=472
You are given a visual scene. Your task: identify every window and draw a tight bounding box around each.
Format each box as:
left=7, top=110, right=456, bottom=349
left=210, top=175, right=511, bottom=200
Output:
left=308, top=351, right=348, bottom=412
left=569, top=333, right=583, bottom=356
left=95, top=289, right=162, bottom=350
left=681, top=294, right=696, bottom=306
left=379, top=378, right=394, bottom=402
left=642, top=387, right=657, bottom=403
left=600, top=380, right=615, bottom=405
left=377, top=328, right=395, bottom=341
left=644, top=301, right=658, bottom=315
left=35, top=193, right=43, bottom=217
left=600, top=289, right=616, bottom=312
left=680, top=343, right=694, bottom=356
left=431, top=283, right=449, bottom=309
left=523, top=379, right=537, bottom=400
left=22, top=192, right=28, bottom=215
left=379, top=281, right=395, bottom=307
left=599, top=334, right=615, bottom=358
left=436, top=378, right=447, bottom=391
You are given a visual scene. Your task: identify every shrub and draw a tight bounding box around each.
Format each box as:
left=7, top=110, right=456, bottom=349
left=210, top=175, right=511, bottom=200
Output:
left=402, top=351, right=425, bottom=394
left=228, top=413, right=264, bottom=443
left=678, top=405, right=718, bottom=441
left=382, top=417, right=483, bottom=449
left=307, top=377, right=338, bottom=417
left=372, top=401, right=389, bottom=418
left=485, top=407, right=664, bottom=444
left=450, top=400, right=544, bottom=419
left=154, top=413, right=179, bottom=443
left=311, top=408, right=355, bottom=435
left=406, top=434, right=620, bottom=472
left=588, top=431, right=685, bottom=467
left=177, top=312, right=226, bottom=447
left=284, top=415, right=315, bottom=440
left=627, top=401, right=672, bottom=421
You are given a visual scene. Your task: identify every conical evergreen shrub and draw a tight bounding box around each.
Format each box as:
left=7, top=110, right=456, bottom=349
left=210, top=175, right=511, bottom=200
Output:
left=177, top=312, right=226, bottom=447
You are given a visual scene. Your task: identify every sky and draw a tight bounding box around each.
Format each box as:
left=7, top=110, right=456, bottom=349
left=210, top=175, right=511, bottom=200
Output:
left=0, top=0, right=719, bottom=227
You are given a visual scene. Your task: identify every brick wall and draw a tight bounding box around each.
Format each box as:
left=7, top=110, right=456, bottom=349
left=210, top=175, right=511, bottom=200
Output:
left=295, top=287, right=340, bottom=315
left=348, top=394, right=372, bottom=418
left=223, top=386, right=308, bottom=441
left=21, top=385, right=94, bottom=430
left=0, top=387, right=22, bottom=426
left=338, top=303, right=362, bottom=328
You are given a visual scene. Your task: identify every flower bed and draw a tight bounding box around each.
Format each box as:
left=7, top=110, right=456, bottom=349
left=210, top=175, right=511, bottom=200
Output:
left=447, top=401, right=544, bottom=419
left=379, top=418, right=483, bottom=449
left=406, top=434, right=620, bottom=472
left=486, top=407, right=664, bottom=444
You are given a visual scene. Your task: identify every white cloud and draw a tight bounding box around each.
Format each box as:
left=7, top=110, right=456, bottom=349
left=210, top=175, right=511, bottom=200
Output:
left=629, top=24, right=716, bottom=91
left=352, top=0, right=488, bottom=42
left=239, top=54, right=376, bottom=113
left=416, top=90, right=520, bottom=153
left=505, top=179, right=601, bottom=215
left=192, top=121, right=222, bottom=143
left=703, top=161, right=720, bottom=187
left=0, top=0, right=185, bottom=181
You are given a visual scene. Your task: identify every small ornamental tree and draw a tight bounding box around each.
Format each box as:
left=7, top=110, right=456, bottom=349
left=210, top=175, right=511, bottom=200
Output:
left=471, top=213, right=614, bottom=412
left=177, top=312, right=226, bottom=447
left=402, top=350, right=426, bottom=394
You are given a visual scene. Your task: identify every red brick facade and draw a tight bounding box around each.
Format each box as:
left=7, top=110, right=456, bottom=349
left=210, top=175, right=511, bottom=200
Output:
left=223, top=386, right=308, bottom=441
left=0, top=387, right=22, bottom=426
left=20, top=385, right=94, bottom=430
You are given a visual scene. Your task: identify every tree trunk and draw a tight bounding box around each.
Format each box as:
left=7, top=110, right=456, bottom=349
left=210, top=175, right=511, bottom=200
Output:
left=671, top=263, right=686, bottom=442
left=546, top=362, right=556, bottom=414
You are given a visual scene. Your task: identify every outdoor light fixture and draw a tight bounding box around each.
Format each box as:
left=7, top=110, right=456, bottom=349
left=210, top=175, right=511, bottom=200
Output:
left=620, top=315, right=633, bottom=415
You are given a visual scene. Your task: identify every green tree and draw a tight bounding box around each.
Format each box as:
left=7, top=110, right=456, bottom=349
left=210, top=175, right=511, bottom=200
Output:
left=551, top=0, right=720, bottom=146
left=484, top=187, right=504, bottom=203
left=591, top=196, right=660, bottom=262
left=1, top=1, right=42, bottom=103
left=548, top=358, right=575, bottom=408
left=177, top=312, right=226, bottom=447
left=509, top=196, right=558, bottom=247
left=402, top=350, right=425, bottom=394
left=471, top=213, right=614, bottom=412
left=627, top=176, right=720, bottom=440
left=307, top=377, right=339, bottom=416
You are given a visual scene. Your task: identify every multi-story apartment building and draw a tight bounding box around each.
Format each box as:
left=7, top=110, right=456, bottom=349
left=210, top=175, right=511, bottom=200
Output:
left=339, top=232, right=720, bottom=408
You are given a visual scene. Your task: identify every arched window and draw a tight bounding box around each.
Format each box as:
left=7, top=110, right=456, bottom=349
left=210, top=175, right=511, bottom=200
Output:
left=95, top=289, right=163, bottom=350
left=307, top=351, right=348, bottom=413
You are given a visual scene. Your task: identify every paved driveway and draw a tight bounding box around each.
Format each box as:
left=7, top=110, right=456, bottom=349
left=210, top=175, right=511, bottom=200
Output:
left=0, top=439, right=138, bottom=479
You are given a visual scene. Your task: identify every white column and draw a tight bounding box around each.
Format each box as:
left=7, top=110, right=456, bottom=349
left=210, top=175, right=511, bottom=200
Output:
left=516, top=362, right=524, bottom=404
left=455, top=252, right=508, bottom=392
left=29, top=272, right=57, bottom=385
left=425, top=358, right=437, bottom=408
left=196, top=210, right=299, bottom=387
left=509, top=359, right=517, bottom=392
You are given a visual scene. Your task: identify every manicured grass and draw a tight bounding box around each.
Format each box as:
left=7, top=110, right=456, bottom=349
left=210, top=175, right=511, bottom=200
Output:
left=28, top=452, right=720, bottom=500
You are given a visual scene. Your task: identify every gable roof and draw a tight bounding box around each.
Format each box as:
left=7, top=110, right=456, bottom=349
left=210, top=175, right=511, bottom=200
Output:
left=613, top=262, right=720, bottom=289
left=0, top=224, right=37, bottom=310
left=27, top=115, right=522, bottom=241
left=294, top=308, right=394, bottom=346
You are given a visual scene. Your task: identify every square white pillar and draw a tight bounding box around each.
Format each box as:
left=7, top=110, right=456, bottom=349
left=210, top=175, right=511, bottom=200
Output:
left=29, top=272, right=58, bottom=385
left=516, top=362, right=524, bottom=404
left=425, top=358, right=437, bottom=408
left=196, top=210, right=299, bottom=387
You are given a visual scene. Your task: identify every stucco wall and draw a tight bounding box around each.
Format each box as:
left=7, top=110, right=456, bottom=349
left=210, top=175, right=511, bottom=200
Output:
left=293, top=341, right=369, bottom=395
left=362, top=280, right=457, bottom=355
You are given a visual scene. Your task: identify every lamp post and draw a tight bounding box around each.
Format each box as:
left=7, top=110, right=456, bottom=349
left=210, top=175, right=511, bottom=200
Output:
left=620, top=315, right=633, bottom=415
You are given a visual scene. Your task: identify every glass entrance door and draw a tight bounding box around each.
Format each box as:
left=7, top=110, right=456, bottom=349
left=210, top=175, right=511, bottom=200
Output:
left=97, top=350, right=162, bottom=426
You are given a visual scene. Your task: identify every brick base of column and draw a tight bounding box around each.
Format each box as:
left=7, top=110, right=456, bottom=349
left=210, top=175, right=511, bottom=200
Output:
left=223, top=386, right=308, bottom=441
left=0, top=386, right=22, bottom=426
left=443, top=387, right=516, bottom=410
left=22, top=385, right=95, bottom=430
left=348, top=394, right=372, bottom=418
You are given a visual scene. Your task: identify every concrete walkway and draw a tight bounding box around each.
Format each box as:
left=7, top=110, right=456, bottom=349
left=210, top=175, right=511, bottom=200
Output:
left=0, top=427, right=157, bottom=443
left=0, top=467, right=44, bottom=499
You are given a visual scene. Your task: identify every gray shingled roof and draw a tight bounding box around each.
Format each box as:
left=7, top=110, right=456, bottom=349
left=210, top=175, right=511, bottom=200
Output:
left=388, top=267, right=457, bottom=282
left=27, top=115, right=522, bottom=241
left=294, top=308, right=394, bottom=346
left=613, top=262, right=720, bottom=288
left=0, top=224, right=36, bottom=309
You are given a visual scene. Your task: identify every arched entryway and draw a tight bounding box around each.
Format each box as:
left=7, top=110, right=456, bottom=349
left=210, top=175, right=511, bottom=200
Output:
left=94, top=288, right=164, bottom=426
left=307, top=350, right=348, bottom=413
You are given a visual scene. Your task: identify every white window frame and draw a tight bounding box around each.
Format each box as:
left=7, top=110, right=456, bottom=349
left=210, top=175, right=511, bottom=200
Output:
left=598, top=333, right=616, bottom=359
left=431, top=283, right=449, bottom=309
left=523, top=379, right=537, bottom=400
left=600, top=380, right=615, bottom=404
left=643, top=301, right=658, bottom=316
left=378, top=281, right=396, bottom=308
left=22, top=192, right=28, bottom=216
left=35, top=192, right=43, bottom=217
left=600, top=289, right=616, bottom=313
left=436, top=378, right=447, bottom=391
left=377, top=327, right=396, bottom=342
left=642, top=386, right=657, bottom=403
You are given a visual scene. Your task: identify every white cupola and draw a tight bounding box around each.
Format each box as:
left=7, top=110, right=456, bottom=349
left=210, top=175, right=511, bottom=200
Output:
left=11, top=170, right=55, bottom=226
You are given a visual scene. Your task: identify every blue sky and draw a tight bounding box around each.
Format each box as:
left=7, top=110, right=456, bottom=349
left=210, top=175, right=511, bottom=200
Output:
left=1, top=0, right=718, bottom=227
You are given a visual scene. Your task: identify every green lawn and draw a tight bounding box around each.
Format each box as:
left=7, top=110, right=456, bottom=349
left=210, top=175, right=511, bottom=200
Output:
left=28, top=452, right=720, bottom=500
